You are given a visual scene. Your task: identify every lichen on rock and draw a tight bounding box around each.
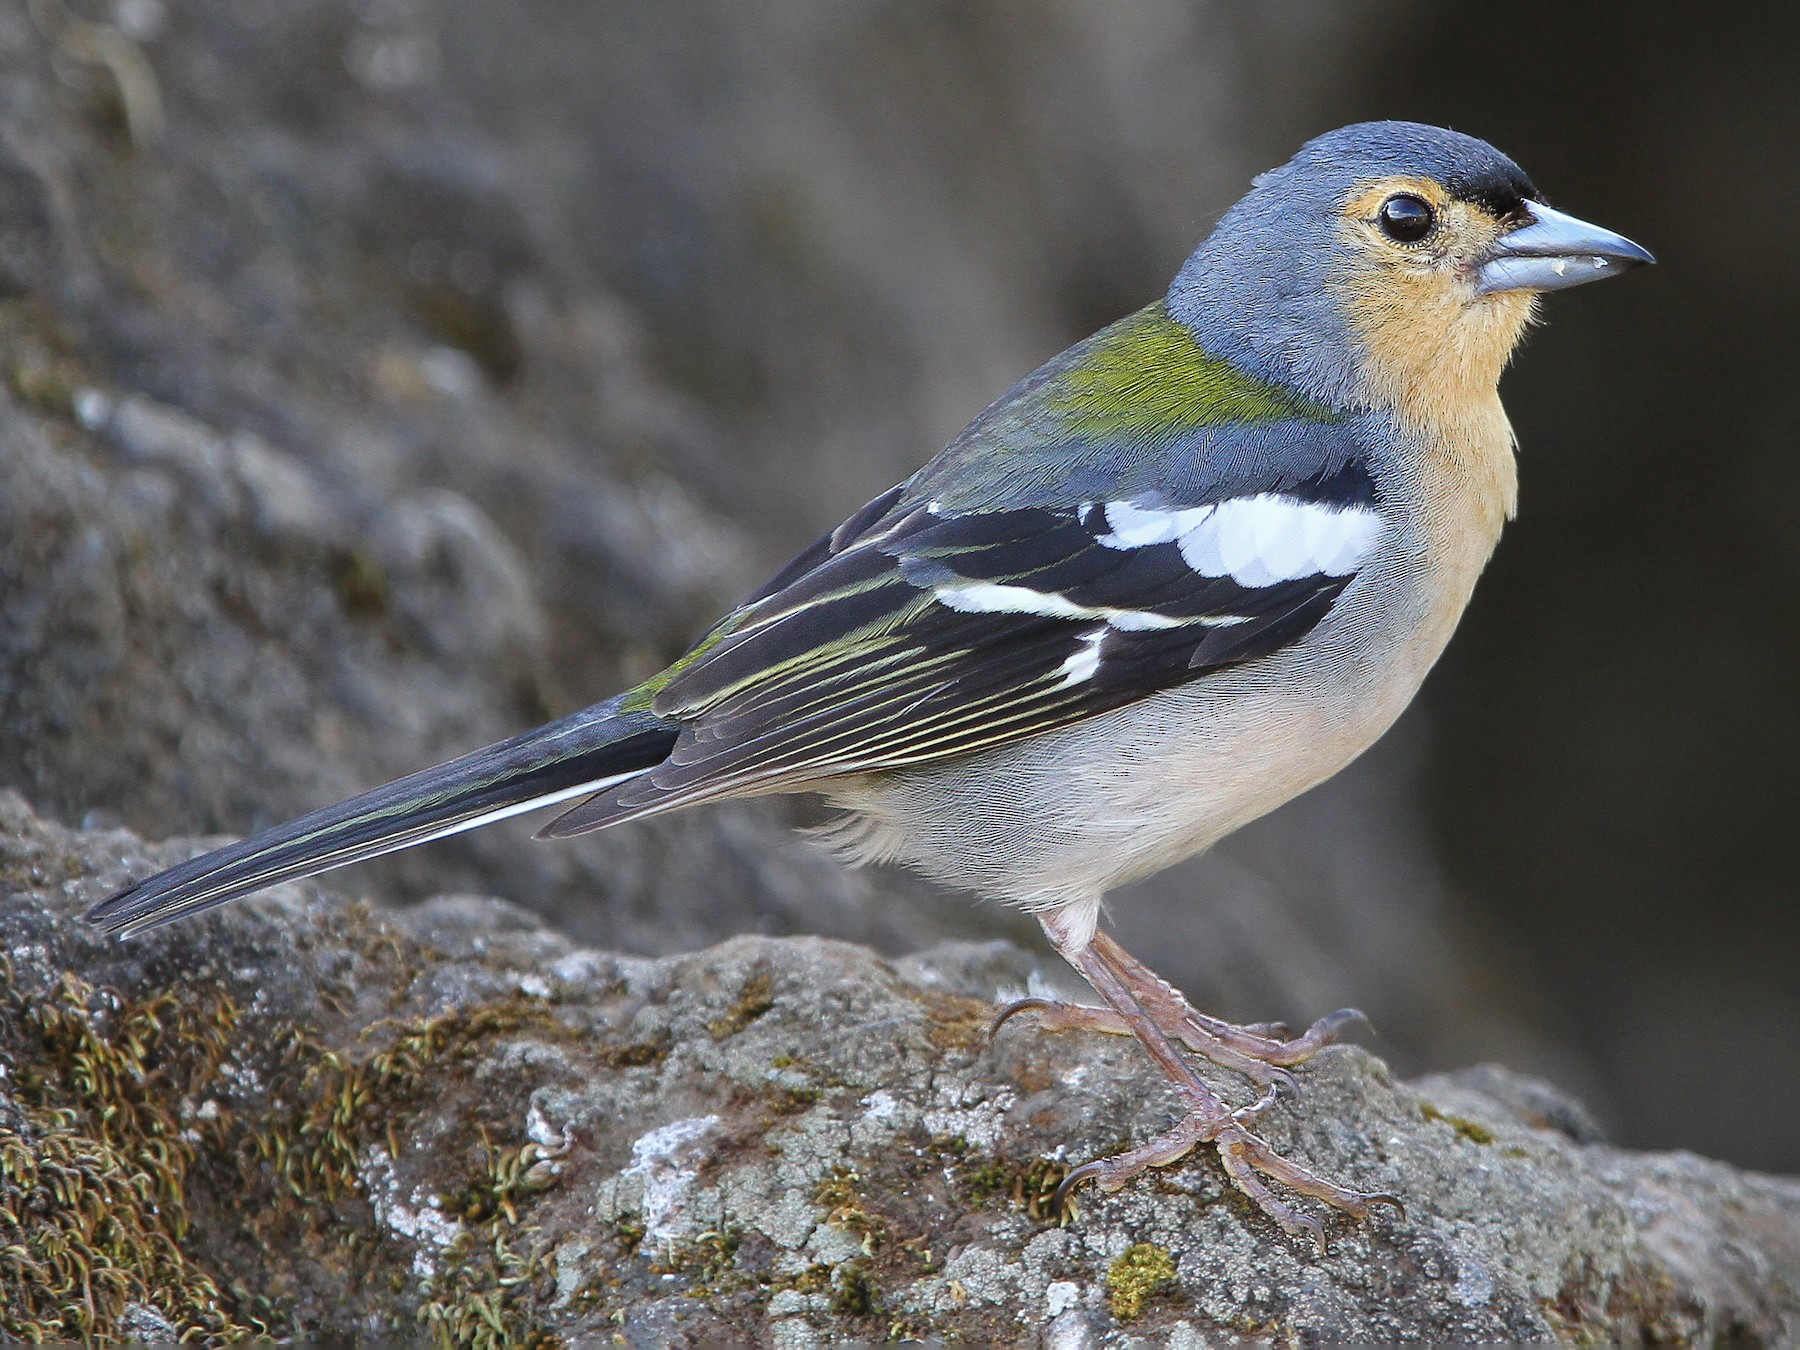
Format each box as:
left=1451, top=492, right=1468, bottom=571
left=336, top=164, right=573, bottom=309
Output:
left=0, top=791, right=1796, bottom=1345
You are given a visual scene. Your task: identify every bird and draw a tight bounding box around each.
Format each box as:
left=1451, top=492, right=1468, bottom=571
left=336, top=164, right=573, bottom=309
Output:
left=86, top=121, right=1653, bottom=1247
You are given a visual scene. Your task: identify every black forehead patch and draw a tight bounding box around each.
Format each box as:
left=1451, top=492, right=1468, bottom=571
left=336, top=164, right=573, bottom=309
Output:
left=1442, top=165, right=1539, bottom=219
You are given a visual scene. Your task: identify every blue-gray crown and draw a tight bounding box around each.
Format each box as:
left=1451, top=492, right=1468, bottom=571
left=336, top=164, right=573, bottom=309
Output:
left=1168, top=122, right=1537, bottom=410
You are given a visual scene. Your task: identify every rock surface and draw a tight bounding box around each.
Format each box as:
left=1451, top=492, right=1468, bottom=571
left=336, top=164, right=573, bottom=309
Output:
left=3, top=791, right=1795, bottom=1345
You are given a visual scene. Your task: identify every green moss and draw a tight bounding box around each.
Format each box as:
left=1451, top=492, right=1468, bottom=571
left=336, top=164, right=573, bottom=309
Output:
left=0, top=960, right=259, bottom=1341
left=598, top=1038, right=667, bottom=1069
left=651, top=1227, right=747, bottom=1295
left=828, top=1261, right=881, bottom=1318
left=250, top=995, right=569, bottom=1201
left=766, top=1083, right=822, bottom=1114
left=0, top=1107, right=246, bottom=1340
left=0, top=940, right=592, bottom=1345
left=1106, top=1242, right=1178, bottom=1322
left=957, top=1153, right=1071, bottom=1223
left=1421, top=1101, right=1497, bottom=1145
left=815, top=1166, right=887, bottom=1252
left=706, top=971, right=776, bottom=1039
left=243, top=995, right=573, bottom=1345
left=612, top=1213, right=646, bottom=1257
left=777, top=1262, right=832, bottom=1296
left=414, top=1225, right=554, bottom=1350
left=915, top=988, right=993, bottom=1053
left=759, top=1048, right=825, bottom=1114
left=451, top=1128, right=566, bottom=1226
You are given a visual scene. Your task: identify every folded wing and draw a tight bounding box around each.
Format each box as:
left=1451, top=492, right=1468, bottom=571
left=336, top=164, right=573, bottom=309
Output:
left=542, top=463, right=1383, bottom=836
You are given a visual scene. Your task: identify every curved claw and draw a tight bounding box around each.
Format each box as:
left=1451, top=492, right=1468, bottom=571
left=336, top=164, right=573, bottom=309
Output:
left=1263, top=1065, right=1300, bottom=1097
left=1315, top=1007, right=1372, bottom=1040
left=988, top=996, right=1058, bottom=1042
left=1252, top=1007, right=1374, bottom=1068
left=1052, top=1158, right=1106, bottom=1217
left=1231, top=1084, right=1280, bottom=1124
left=1295, top=1212, right=1328, bottom=1256
left=1364, top=1191, right=1406, bottom=1221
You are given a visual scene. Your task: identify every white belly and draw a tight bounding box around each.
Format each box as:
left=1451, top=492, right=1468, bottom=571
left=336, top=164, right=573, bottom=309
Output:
left=816, top=505, right=1491, bottom=914
left=814, top=396, right=1517, bottom=920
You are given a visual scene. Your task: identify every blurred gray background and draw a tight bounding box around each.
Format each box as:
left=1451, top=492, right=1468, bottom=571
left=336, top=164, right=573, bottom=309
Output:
left=0, top=1, right=1794, bottom=1171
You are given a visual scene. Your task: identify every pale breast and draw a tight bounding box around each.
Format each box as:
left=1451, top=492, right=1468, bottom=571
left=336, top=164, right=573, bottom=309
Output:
left=817, top=408, right=1516, bottom=913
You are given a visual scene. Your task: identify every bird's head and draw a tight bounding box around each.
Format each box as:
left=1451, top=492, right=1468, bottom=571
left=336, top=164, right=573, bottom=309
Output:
left=1169, top=121, right=1652, bottom=429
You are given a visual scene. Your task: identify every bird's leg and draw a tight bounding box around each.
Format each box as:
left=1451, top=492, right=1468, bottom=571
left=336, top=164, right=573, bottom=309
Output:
left=993, top=992, right=1299, bottom=1095
left=1018, top=915, right=1399, bottom=1245
left=991, top=931, right=1365, bottom=1094
left=1094, top=932, right=1369, bottom=1069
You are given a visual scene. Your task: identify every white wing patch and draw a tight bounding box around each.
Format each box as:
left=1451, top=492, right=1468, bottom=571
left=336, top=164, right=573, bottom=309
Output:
left=1093, top=500, right=1216, bottom=547
left=923, top=493, right=1378, bottom=636
left=931, top=581, right=1089, bottom=621
left=933, top=580, right=1191, bottom=631
left=1055, top=628, right=1107, bottom=687
left=1099, top=495, right=1381, bottom=588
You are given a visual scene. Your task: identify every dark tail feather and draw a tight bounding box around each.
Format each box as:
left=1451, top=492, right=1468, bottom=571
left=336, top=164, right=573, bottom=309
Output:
left=85, top=697, right=679, bottom=937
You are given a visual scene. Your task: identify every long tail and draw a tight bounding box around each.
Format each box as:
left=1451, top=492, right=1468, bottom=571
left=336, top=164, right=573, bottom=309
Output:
left=84, top=696, right=679, bottom=937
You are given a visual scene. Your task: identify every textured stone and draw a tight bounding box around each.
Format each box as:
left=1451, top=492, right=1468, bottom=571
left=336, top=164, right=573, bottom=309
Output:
left=0, top=792, right=1794, bottom=1344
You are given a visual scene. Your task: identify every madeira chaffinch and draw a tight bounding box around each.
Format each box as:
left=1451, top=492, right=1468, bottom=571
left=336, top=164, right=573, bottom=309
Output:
left=89, top=121, right=1653, bottom=1245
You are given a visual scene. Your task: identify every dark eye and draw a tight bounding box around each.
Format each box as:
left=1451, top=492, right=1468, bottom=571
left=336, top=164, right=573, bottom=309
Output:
left=1377, top=194, right=1434, bottom=243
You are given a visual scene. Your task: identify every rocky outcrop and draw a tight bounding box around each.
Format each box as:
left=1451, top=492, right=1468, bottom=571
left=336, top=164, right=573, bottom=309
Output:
left=2, top=792, right=1794, bottom=1345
